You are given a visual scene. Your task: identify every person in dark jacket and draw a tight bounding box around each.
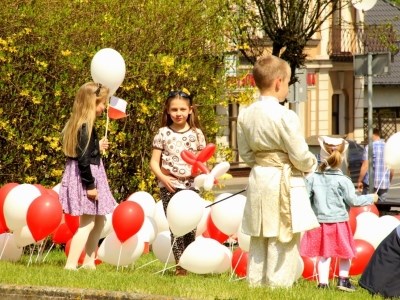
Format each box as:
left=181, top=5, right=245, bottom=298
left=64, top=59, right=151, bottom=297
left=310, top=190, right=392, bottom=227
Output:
left=359, top=225, right=400, bottom=298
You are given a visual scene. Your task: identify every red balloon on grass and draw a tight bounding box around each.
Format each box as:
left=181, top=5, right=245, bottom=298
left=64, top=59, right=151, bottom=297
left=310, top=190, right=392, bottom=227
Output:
left=349, top=239, right=375, bottom=275
left=65, top=213, right=80, bottom=235
left=26, top=193, right=63, bottom=241
left=52, top=223, right=74, bottom=244
left=0, top=182, right=18, bottom=233
left=204, top=214, right=229, bottom=244
left=231, top=247, right=248, bottom=277
left=112, top=201, right=145, bottom=243
left=301, top=256, right=317, bottom=280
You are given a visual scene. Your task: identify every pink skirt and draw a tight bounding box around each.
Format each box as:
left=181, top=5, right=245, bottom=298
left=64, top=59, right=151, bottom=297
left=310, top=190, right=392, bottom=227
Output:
left=59, top=159, right=117, bottom=216
left=300, top=222, right=356, bottom=259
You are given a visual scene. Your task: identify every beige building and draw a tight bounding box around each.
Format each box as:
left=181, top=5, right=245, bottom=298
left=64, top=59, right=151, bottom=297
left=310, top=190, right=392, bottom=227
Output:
left=219, top=0, right=400, bottom=165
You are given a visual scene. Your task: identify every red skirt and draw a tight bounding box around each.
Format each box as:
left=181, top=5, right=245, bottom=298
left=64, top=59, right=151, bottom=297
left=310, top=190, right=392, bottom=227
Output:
left=300, top=222, right=356, bottom=259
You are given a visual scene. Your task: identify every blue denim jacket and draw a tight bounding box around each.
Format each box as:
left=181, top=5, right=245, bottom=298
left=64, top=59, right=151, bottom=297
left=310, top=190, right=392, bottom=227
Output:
left=306, top=169, right=374, bottom=223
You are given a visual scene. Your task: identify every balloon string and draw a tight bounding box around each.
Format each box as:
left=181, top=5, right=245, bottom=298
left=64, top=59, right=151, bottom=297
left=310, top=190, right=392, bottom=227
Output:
left=375, top=168, right=390, bottom=194
left=117, top=243, right=123, bottom=271
left=160, top=237, right=176, bottom=276
left=0, top=233, right=10, bottom=260
left=205, top=188, right=247, bottom=208
left=230, top=251, right=244, bottom=281
left=135, top=258, right=158, bottom=270
left=42, top=242, right=55, bottom=263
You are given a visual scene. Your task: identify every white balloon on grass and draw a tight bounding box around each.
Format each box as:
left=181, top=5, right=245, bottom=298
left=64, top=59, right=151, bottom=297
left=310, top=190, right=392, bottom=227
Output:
left=90, top=48, right=126, bottom=95
left=152, top=231, right=175, bottom=264
left=179, top=237, right=226, bottom=274
left=196, top=199, right=212, bottom=236
left=97, top=232, right=144, bottom=266
left=213, top=243, right=232, bottom=274
left=153, top=201, right=169, bottom=233
left=99, top=212, right=114, bottom=239
left=353, top=212, right=380, bottom=248
left=167, top=190, right=204, bottom=237
left=210, top=193, right=246, bottom=236
left=384, top=132, right=400, bottom=169
left=371, top=215, right=400, bottom=248
left=136, top=216, right=158, bottom=244
left=3, top=184, right=41, bottom=231
left=13, top=225, right=36, bottom=248
left=127, top=191, right=156, bottom=218
left=0, top=233, right=23, bottom=261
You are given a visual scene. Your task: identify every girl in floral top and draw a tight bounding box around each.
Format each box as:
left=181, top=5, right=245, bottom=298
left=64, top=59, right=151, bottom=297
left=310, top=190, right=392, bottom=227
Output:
left=150, top=90, right=206, bottom=275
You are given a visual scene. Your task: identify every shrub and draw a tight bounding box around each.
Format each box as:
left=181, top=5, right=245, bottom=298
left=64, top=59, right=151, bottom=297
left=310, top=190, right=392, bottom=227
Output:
left=0, top=0, right=232, bottom=200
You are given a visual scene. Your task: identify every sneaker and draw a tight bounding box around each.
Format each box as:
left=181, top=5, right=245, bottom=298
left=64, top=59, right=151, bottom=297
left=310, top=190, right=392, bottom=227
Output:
left=318, top=283, right=328, bottom=289
left=175, top=266, right=187, bottom=276
left=337, top=277, right=356, bottom=292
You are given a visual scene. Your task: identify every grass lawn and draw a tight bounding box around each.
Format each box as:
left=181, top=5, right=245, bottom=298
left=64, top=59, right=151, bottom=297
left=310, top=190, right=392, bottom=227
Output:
left=0, top=247, right=384, bottom=300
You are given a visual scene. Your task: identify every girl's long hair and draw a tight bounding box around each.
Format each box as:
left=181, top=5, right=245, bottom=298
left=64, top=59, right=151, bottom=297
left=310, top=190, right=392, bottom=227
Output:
left=160, top=92, right=202, bottom=129
left=62, top=82, right=109, bottom=157
left=318, top=140, right=346, bottom=172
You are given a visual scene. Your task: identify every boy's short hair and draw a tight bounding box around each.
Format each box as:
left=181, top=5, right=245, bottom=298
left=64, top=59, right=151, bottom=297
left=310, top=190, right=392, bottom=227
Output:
left=253, top=55, right=290, bottom=91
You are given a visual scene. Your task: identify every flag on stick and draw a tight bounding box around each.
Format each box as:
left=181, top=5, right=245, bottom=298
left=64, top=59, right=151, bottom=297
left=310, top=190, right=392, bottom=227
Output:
left=108, top=96, right=127, bottom=120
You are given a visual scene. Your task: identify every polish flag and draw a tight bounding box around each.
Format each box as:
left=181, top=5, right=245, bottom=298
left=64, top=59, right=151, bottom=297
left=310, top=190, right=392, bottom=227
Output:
left=108, top=96, right=127, bottom=119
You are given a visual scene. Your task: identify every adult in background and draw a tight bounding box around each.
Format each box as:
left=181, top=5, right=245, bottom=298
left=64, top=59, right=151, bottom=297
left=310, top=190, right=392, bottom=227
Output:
left=357, top=128, right=394, bottom=202
left=237, top=55, right=319, bottom=288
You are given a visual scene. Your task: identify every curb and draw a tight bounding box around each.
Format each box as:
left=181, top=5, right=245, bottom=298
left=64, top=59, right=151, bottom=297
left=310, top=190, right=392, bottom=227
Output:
left=0, top=284, right=186, bottom=300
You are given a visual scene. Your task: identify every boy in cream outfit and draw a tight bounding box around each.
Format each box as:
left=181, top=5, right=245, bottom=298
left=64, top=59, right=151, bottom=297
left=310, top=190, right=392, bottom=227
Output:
left=237, top=55, right=318, bottom=288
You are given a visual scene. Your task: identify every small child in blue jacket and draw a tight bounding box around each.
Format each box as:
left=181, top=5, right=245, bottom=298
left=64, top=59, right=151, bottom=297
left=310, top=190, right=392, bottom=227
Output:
left=300, top=137, right=378, bottom=291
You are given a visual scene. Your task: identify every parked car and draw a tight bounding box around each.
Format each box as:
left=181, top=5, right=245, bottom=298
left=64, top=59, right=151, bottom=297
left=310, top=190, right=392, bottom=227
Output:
left=306, top=135, right=364, bottom=184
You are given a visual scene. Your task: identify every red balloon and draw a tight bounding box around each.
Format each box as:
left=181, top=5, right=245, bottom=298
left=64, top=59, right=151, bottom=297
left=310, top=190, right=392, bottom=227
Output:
left=27, top=194, right=63, bottom=241
left=112, top=201, right=145, bottom=243
left=350, top=204, right=379, bottom=219
left=349, top=239, right=375, bottom=275
left=34, top=184, right=48, bottom=195
left=64, top=239, right=102, bottom=265
left=46, top=188, right=59, bottom=199
left=65, top=214, right=80, bottom=235
left=231, top=247, right=248, bottom=277
left=395, top=214, right=400, bottom=221
left=329, top=257, right=340, bottom=279
left=301, top=256, right=317, bottom=280
left=52, top=223, right=74, bottom=244
left=0, top=183, right=18, bottom=233
left=204, top=214, right=228, bottom=244
left=196, top=143, right=216, bottom=162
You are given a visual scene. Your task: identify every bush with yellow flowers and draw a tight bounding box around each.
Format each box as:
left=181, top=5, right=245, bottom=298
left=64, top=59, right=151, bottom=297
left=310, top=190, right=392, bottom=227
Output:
left=0, top=0, right=237, bottom=201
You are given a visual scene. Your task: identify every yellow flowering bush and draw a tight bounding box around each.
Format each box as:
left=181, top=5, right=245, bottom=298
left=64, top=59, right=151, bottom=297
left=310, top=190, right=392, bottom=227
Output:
left=0, top=0, right=235, bottom=200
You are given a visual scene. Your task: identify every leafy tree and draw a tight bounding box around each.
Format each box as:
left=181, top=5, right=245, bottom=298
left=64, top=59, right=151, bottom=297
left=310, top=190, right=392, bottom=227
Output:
left=228, top=0, right=349, bottom=82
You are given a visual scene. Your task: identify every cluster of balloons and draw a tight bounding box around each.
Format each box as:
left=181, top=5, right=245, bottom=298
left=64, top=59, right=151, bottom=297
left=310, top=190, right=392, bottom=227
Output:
left=302, top=204, right=400, bottom=280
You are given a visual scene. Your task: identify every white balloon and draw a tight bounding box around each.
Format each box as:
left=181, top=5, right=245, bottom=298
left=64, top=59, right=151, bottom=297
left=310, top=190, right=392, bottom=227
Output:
left=99, top=212, right=113, bottom=239
left=194, top=174, right=207, bottom=190
left=210, top=193, right=246, bottom=236
left=213, top=243, right=232, bottom=274
left=203, top=175, right=215, bottom=191
left=90, top=48, right=126, bottom=95
left=167, top=190, right=204, bottom=237
left=295, top=255, right=305, bottom=281
left=179, top=237, right=225, bottom=274
left=196, top=200, right=212, bottom=236
left=13, top=225, right=36, bottom=248
left=353, top=212, right=380, bottom=248
left=237, top=222, right=250, bottom=252
left=3, top=184, right=41, bottom=231
left=153, top=201, right=169, bottom=233
left=370, top=215, right=400, bottom=248
left=97, top=232, right=144, bottom=266
left=136, top=216, right=158, bottom=244
left=385, top=132, right=400, bottom=169
left=152, top=231, right=175, bottom=264
left=127, top=191, right=156, bottom=218
left=0, top=233, right=23, bottom=261
left=211, top=162, right=230, bottom=178
left=52, top=183, right=60, bottom=194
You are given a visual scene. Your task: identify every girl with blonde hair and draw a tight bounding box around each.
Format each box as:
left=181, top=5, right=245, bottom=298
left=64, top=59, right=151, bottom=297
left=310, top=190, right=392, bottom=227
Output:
left=60, top=82, right=116, bottom=270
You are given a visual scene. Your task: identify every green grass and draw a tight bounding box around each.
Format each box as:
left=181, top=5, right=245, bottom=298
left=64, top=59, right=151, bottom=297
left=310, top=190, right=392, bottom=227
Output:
left=0, top=248, right=384, bottom=300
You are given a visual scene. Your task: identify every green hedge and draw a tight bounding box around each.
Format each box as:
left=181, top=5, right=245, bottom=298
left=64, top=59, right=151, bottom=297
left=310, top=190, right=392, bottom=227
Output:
left=0, top=0, right=233, bottom=201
